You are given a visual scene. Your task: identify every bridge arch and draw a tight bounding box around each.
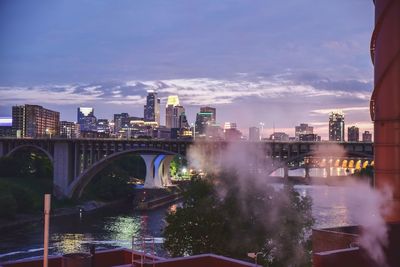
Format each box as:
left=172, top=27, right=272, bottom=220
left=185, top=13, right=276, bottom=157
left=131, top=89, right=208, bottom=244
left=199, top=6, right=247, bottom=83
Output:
left=68, top=148, right=181, bottom=199
left=265, top=151, right=374, bottom=176
left=6, top=144, right=54, bottom=162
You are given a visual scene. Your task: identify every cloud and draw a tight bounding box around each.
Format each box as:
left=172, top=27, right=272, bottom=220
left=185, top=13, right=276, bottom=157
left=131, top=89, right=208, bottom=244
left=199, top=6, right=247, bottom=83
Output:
left=311, top=107, right=370, bottom=115
left=0, top=74, right=374, bottom=140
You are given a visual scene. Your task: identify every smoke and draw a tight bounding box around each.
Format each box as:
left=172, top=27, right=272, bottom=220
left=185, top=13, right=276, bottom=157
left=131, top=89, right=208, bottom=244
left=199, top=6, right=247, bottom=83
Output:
left=187, top=141, right=312, bottom=265
left=309, top=143, right=392, bottom=267
left=187, top=141, right=393, bottom=266
left=345, top=180, right=391, bottom=267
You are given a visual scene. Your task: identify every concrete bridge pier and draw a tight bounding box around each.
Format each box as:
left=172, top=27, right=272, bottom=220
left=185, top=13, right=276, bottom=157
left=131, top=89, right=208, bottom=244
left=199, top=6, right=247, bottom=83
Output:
left=305, top=164, right=311, bottom=179
left=325, top=167, right=331, bottom=178
left=153, top=155, right=166, bottom=188
left=53, top=142, right=76, bottom=198
left=142, top=154, right=158, bottom=188
left=283, top=165, right=289, bottom=179
left=160, top=155, right=174, bottom=186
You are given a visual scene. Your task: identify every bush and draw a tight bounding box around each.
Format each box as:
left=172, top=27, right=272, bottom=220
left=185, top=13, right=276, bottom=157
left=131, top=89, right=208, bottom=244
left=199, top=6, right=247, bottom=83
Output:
left=0, top=187, right=18, bottom=219
left=11, top=187, right=35, bottom=212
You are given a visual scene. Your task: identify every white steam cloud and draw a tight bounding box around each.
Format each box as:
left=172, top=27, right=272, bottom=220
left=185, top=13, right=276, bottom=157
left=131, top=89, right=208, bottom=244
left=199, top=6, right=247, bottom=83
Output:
left=187, top=141, right=392, bottom=266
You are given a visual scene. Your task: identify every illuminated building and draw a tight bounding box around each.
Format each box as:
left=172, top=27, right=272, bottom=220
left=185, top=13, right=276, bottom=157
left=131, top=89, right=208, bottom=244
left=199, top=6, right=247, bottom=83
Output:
left=165, top=96, right=185, bottom=129
left=295, top=123, right=313, bottom=140
left=328, top=111, right=345, bottom=141
left=60, top=121, right=80, bottom=138
left=96, top=119, right=111, bottom=136
left=77, top=107, right=97, bottom=132
left=270, top=132, right=289, bottom=141
left=113, top=113, right=130, bottom=133
left=144, top=90, right=160, bottom=126
left=166, top=95, right=179, bottom=106
left=249, top=126, right=260, bottom=141
left=200, top=106, right=216, bottom=123
left=12, top=104, right=60, bottom=138
left=195, top=112, right=214, bottom=136
left=347, top=126, right=359, bottom=142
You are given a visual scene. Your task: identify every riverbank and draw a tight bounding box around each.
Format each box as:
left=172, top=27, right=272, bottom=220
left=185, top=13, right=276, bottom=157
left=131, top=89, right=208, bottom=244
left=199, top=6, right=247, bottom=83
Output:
left=132, top=186, right=183, bottom=210
left=0, top=198, right=129, bottom=231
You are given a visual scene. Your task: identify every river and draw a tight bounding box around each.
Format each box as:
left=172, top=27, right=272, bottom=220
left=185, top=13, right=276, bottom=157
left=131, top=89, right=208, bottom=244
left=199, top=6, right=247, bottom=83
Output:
left=0, top=172, right=365, bottom=263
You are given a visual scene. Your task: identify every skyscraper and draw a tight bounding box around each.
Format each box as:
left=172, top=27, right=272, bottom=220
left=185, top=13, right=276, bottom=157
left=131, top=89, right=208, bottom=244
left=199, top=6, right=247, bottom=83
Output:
left=348, top=126, right=360, bottom=142
left=249, top=127, right=260, bottom=141
left=165, top=95, right=185, bottom=129
left=77, top=107, right=97, bottom=132
left=295, top=123, right=314, bottom=140
left=329, top=112, right=345, bottom=141
left=12, top=104, right=60, bottom=138
left=200, top=106, right=216, bottom=124
left=113, top=113, right=130, bottom=133
left=195, top=112, right=214, bottom=136
left=144, top=91, right=160, bottom=126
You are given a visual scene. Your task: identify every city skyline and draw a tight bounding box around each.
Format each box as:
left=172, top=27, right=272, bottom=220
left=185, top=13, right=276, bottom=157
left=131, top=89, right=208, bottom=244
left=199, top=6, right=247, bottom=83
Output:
left=1, top=100, right=371, bottom=141
left=0, top=1, right=374, bottom=139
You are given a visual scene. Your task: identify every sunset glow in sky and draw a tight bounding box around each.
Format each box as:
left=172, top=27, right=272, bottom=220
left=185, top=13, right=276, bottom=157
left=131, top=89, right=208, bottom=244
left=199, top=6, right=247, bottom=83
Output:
left=0, top=0, right=375, bottom=139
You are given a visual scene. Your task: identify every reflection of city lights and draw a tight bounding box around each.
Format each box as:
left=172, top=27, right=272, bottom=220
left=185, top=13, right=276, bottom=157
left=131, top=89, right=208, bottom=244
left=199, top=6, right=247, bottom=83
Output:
left=52, top=233, right=87, bottom=254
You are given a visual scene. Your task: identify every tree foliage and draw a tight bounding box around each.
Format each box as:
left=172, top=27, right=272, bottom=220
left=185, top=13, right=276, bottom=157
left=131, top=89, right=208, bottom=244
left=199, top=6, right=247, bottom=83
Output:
left=0, top=150, right=53, bottom=179
left=83, top=154, right=145, bottom=200
left=164, top=173, right=314, bottom=266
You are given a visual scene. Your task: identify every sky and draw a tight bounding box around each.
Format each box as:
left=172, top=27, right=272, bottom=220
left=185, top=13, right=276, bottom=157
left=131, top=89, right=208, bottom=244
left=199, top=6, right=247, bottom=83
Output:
left=0, top=0, right=375, bottom=139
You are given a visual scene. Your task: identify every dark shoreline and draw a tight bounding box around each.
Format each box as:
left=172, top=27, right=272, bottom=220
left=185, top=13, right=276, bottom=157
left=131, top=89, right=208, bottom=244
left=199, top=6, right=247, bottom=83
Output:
left=0, top=198, right=128, bottom=231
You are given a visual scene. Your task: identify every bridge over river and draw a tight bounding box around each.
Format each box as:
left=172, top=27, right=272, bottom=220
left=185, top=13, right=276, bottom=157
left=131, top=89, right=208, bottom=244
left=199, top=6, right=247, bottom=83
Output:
left=0, top=138, right=373, bottom=199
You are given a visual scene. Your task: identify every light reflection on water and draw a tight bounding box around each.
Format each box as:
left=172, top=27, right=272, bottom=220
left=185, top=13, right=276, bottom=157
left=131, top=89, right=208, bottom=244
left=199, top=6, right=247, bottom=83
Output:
left=0, top=186, right=358, bottom=262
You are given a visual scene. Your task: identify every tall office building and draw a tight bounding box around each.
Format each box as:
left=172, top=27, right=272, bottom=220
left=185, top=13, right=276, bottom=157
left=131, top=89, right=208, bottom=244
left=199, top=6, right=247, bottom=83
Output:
left=165, top=96, right=185, bottom=129
left=362, top=131, right=373, bottom=142
left=295, top=123, right=313, bottom=140
left=200, top=106, right=216, bottom=124
left=77, top=107, right=97, bottom=132
left=12, top=104, right=60, bottom=138
left=97, top=119, right=111, bottom=135
left=348, top=126, right=360, bottom=142
left=114, top=113, right=130, bottom=134
left=249, top=127, right=260, bottom=141
left=144, top=91, right=160, bottom=126
left=60, top=121, right=80, bottom=138
left=195, top=112, right=214, bottom=136
left=329, top=112, right=345, bottom=141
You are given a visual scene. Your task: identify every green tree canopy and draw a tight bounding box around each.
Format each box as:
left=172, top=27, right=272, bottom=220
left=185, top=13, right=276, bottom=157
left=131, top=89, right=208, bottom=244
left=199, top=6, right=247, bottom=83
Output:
left=164, top=172, right=313, bottom=267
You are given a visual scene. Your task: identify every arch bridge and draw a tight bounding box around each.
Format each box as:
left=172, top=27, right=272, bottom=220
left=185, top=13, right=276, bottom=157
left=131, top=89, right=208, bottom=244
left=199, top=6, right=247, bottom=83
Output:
left=0, top=138, right=374, bottom=198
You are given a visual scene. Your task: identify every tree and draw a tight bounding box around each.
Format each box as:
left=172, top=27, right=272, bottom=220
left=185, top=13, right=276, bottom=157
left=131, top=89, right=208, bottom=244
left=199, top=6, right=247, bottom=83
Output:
left=163, top=173, right=314, bottom=266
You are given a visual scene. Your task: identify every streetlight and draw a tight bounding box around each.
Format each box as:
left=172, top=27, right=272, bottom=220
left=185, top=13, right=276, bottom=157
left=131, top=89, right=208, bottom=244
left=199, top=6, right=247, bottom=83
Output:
left=45, top=128, right=52, bottom=138
left=247, top=252, right=263, bottom=266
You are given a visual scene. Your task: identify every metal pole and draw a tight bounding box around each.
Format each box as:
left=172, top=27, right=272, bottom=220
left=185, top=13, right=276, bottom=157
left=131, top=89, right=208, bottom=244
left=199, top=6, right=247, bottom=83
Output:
left=43, top=194, right=51, bottom=267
